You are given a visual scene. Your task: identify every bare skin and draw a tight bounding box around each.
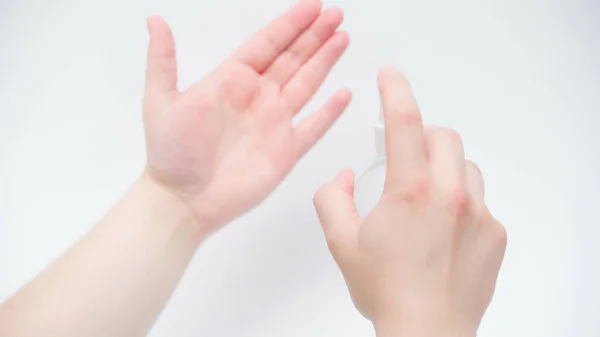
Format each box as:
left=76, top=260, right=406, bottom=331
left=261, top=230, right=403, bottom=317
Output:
left=0, top=1, right=507, bottom=336
left=314, top=68, right=507, bottom=337
left=0, top=1, right=350, bottom=336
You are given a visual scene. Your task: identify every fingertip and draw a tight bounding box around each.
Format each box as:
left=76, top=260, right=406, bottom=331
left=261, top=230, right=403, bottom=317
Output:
left=321, top=7, right=344, bottom=26
left=377, top=66, right=411, bottom=86
left=305, top=0, right=323, bottom=12
left=146, top=16, right=175, bottom=58
left=336, top=88, right=352, bottom=103
left=335, top=168, right=356, bottom=196
left=466, top=159, right=482, bottom=176
left=334, top=31, right=350, bottom=47
left=378, top=66, right=397, bottom=83
left=296, top=0, right=323, bottom=22
left=330, top=7, right=345, bottom=21
left=379, top=65, right=397, bottom=75
left=335, top=167, right=353, bottom=182
left=325, top=89, right=351, bottom=122
left=325, top=89, right=351, bottom=121
left=146, top=15, right=164, bottom=34
left=144, top=15, right=178, bottom=97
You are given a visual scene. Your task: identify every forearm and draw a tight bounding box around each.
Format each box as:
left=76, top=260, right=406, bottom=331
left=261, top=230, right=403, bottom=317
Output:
left=0, top=173, right=204, bottom=337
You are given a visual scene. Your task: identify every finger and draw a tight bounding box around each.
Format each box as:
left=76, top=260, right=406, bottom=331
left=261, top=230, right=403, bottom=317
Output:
left=424, top=126, right=466, bottom=192
left=264, top=7, right=344, bottom=86
left=145, top=16, right=178, bottom=98
left=230, top=0, right=322, bottom=72
left=314, top=168, right=360, bottom=243
left=282, top=31, right=349, bottom=113
left=294, top=89, right=352, bottom=158
left=465, top=160, right=485, bottom=205
left=377, top=67, right=427, bottom=186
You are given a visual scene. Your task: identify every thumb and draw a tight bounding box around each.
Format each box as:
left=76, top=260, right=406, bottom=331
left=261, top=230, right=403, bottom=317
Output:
left=314, top=168, right=360, bottom=241
left=145, top=16, right=178, bottom=98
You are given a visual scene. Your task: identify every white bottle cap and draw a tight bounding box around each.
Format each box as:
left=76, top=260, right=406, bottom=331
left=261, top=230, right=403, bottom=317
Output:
left=355, top=107, right=387, bottom=183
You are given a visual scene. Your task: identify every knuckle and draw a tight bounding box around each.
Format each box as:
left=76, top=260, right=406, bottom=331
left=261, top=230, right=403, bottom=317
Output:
left=390, top=106, right=422, bottom=127
left=406, top=178, right=430, bottom=201
left=423, top=126, right=439, bottom=140
left=445, top=187, right=471, bottom=218
left=429, top=127, right=463, bottom=147
left=391, top=175, right=430, bottom=203
left=442, top=128, right=463, bottom=146
left=466, top=160, right=482, bottom=177
left=470, top=202, right=488, bottom=216
left=491, top=222, right=508, bottom=248
left=465, top=159, right=479, bottom=169
left=426, top=125, right=444, bottom=135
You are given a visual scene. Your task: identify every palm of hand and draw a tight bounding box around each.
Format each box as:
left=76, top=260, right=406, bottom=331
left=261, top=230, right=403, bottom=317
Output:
left=143, top=1, right=350, bottom=231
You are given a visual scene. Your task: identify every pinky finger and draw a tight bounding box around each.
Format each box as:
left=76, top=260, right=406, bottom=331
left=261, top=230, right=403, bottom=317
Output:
left=294, top=89, right=352, bottom=158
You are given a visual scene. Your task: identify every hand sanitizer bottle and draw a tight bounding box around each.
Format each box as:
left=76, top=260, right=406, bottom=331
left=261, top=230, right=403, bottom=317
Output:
left=354, top=108, right=387, bottom=216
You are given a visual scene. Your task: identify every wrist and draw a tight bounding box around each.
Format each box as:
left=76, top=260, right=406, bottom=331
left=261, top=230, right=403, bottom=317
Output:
left=136, top=171, right=207, bottom=244
left=373, top=315, right=476, bottom=337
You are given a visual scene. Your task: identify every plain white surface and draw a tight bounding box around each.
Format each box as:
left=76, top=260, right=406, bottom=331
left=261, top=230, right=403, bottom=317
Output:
left=1, top=0, right=599, bottom=336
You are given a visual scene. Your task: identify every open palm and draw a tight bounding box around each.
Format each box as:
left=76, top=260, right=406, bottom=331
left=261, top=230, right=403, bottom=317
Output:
left=142, top=0, right=350, bottom=232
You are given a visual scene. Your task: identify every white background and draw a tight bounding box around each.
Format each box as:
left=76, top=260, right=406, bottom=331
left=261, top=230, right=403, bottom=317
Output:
left=1, top=0, right=599, bottom=336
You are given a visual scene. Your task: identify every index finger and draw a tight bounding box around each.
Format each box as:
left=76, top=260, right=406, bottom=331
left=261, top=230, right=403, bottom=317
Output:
left=378, top=67, right=428, bottom=186
left=229, top=0, right=322, bottom=72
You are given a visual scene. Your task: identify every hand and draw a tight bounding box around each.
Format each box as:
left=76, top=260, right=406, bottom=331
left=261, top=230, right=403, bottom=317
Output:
left=314, top=68, right=507, bottom=337
left=142, top=0, right=350, bottom=233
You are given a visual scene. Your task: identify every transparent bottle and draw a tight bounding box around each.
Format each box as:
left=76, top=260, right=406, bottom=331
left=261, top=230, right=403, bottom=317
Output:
left=354, top=109, right=387, bottom=216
